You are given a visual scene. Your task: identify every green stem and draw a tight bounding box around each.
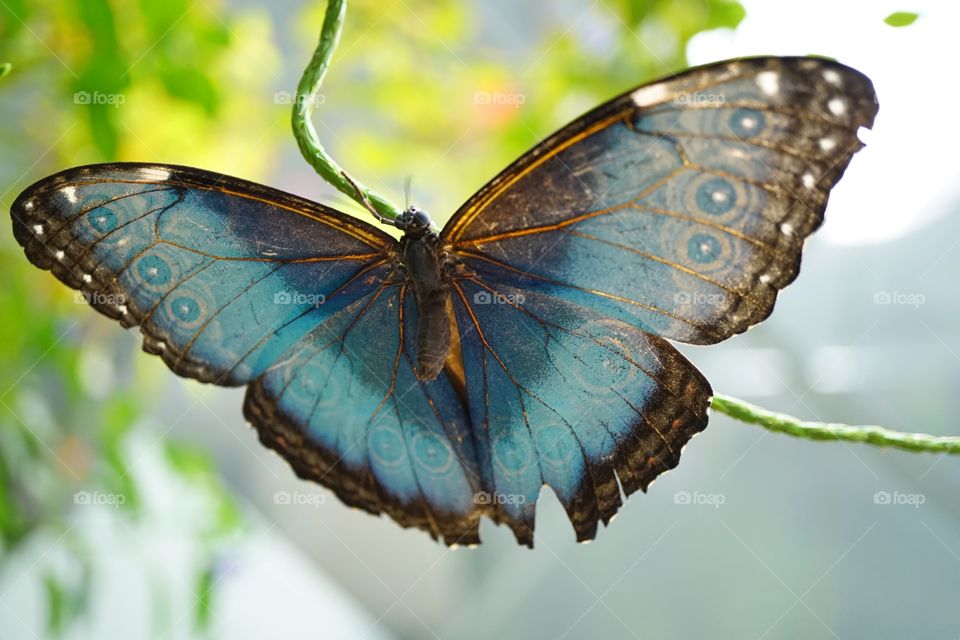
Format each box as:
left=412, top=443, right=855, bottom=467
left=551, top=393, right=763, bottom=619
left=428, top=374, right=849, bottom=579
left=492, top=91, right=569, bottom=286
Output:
left=292, top=0, right=402, bottom=222
left=293, top=1, right=959, bottom=457
left=711, top=394, right=960, bottom=454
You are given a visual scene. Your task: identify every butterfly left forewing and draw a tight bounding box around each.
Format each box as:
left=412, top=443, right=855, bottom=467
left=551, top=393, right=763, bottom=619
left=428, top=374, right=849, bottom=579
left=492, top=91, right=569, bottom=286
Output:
left=11, top=163, right=394, bottom=385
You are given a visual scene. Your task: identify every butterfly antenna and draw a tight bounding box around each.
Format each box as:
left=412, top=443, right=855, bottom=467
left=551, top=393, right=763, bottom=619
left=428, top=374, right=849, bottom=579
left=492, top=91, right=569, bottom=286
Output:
left=403, top=175, right=413, bottom=210
left=340, top=171, right=395, bottom=226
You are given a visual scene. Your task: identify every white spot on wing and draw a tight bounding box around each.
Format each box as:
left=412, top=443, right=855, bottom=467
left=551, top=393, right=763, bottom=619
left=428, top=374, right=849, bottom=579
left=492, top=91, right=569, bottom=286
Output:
left=819, top=137, right=836, bottom=151
left=781, top=222, right=795, bottom=236
left=756, top=71, right=780, bottom=96
left=759, top=274, right=773, bottom=285
left=802, top=172, right=816, bottom=189
left=631, top=83, right=670, bottom=107
left=828, top=98, right=846, bottom=116
left=823, top=69, right=842, bottom=86
left=140, top=166, right=171, bottom=181
left=61, top=186, right=78, bottom=204
left=82, top=273, right=92, bottom=283
left=55, top=250, right=65, bottom=260
left=118, top=304, right=128, bottom=316
left=33, top=224, right=43, bottom=235
left=24, top=200, right=34, bottom=211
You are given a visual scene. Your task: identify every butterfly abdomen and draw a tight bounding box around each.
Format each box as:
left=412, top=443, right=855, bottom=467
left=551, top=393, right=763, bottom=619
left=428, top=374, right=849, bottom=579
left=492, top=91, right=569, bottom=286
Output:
left=399, top=231, right=452, bottom=380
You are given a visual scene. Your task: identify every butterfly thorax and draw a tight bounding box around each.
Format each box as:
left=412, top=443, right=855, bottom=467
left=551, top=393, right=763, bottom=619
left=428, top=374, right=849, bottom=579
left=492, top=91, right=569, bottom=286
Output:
left=397, top=208, right=452, bottom=381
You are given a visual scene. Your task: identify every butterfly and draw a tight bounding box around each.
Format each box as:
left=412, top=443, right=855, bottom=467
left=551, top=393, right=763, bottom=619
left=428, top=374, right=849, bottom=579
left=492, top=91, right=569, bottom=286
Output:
left=11, top=57, right=877, bottom=547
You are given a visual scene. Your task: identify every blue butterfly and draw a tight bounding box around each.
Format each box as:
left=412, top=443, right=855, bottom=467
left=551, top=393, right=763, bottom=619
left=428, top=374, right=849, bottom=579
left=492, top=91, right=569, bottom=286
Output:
left=11, top=57, right=877, bottom=546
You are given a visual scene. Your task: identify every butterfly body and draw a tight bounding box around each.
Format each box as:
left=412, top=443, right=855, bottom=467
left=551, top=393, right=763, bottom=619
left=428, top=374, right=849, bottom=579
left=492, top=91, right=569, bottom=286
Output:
left=11, top=57, right=878, bottom=546
left=395, top=215, right=456, bottom=381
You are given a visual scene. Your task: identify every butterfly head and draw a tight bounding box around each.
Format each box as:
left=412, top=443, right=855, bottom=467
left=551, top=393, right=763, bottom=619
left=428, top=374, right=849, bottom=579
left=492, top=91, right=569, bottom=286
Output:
left=396, top=205, right=433, bottom=236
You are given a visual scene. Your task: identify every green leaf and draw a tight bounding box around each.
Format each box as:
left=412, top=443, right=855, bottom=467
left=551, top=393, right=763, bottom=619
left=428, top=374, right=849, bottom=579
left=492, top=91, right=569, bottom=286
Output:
left=705, top=0, right=747, bottom=30
left=884, top=11, right=919, bottom=27
left=137, top=0, right=189, bottom=40
left=159, top=66, right=220, bottom=115
left=0, top=63, right=11, bottom=79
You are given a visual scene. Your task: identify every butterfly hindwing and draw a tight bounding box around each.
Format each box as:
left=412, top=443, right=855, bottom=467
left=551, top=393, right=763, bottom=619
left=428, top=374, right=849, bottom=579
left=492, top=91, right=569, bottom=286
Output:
left=444, top=57, right=878, bottom=344
left=245, top=283, right=486, bottom=546
left=11, top=163, right=393, bottom=385
left=449, top=274, right=711, bottom=545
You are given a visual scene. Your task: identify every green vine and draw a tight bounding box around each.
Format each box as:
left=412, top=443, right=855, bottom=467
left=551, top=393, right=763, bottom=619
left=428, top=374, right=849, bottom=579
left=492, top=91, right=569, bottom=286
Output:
left=292, top=0, right=401, bottom=223
left=292, top=0, right=959, bottom=456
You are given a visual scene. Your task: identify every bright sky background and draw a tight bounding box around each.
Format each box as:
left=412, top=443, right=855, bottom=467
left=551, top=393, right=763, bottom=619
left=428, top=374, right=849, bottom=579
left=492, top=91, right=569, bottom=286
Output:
left=688, top=0, right=960, bottom=246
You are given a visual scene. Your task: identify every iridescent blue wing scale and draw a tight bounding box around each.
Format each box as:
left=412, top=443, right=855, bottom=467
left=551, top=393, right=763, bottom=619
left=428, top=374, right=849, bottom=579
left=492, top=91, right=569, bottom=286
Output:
left=12, top=163, right=394, bottom=386
left=448, top=275, right=710, bottom=545
left=443, top=57, right=878, bottom=344
left=245, top=283, right=487, bottom=545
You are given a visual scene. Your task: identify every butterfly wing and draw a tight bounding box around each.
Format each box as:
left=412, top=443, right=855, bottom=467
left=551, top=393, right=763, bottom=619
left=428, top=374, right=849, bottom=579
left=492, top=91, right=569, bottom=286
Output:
left=448, top=275, right=711, bottom=545
left=424, top=56, right=876, bottom=544
left=14, top=163, right=491, bottom=544
left=244, top=284, right=486, bottom=546
left=442, top=57, right=878, bottom=344
left=11, top=163, right=395, bottom=385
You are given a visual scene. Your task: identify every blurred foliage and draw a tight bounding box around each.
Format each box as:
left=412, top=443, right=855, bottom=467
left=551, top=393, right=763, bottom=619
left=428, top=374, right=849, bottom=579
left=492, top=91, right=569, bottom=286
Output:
left=0, top=0, right=274, bottom=634
left=301, top=0, right=744, bottom=225
left=884, top=11, right=919, bottom=27
left=0, top=0, right=744, bottom=635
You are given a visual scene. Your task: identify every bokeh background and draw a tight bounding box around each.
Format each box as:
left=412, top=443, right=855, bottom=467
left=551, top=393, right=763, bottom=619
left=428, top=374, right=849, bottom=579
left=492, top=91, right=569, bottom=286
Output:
left=1, top=0, right=958, bottom=638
